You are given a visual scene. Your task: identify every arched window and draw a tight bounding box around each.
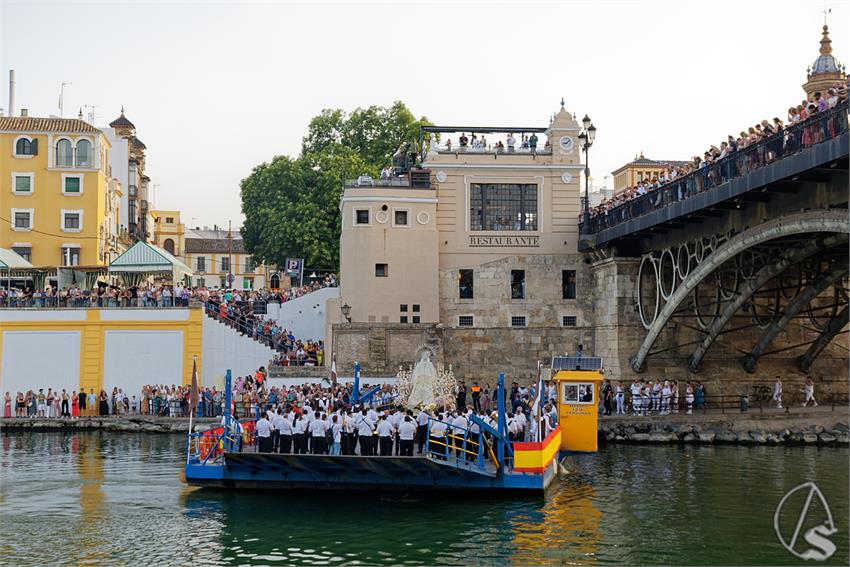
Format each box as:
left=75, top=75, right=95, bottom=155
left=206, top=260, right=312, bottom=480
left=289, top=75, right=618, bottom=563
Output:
left=163, top=238, right=175, bottom=255
left=270, top=274, right=280, bottom=289
left=15, top=137, right=33, bottom=155
left=75, top=139, right=92, bottom=167
left=56, top=139, right=73, bottom=167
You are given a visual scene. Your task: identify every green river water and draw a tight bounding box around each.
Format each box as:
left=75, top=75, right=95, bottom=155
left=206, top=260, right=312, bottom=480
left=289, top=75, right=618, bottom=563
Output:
left=0, top=431, right=847, bottom=566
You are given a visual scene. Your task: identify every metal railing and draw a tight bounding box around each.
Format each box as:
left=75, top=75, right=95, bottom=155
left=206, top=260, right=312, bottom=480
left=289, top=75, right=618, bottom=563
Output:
left=581, top=101, right=849, bottom=234
left=0, top=296, right=194, bottom=309
left=607, top=390, right=849, bottom=416
left=424, top=417, right=489, bottom=472
left=436, top=144, right=551, bottom=155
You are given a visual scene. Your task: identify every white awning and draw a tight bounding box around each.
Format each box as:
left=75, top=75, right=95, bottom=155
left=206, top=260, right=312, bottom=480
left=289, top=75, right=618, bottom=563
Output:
left=0, top=248, right=34, bottom=270
left=108, top=241, right=193, bottom=282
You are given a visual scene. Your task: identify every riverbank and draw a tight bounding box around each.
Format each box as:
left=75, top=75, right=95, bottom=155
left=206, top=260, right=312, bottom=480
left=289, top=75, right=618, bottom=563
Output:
left=0, top=416, right=220, bottom=434
left=600, top=408, right=850, bottom=446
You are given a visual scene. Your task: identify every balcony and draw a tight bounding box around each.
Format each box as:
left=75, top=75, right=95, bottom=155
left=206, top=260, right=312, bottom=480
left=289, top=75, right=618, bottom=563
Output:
left=344, top=169, right=432, bottom=189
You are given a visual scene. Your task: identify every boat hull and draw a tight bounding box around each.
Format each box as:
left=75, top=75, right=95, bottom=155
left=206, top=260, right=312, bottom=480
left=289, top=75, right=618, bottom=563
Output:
left=185, top=453, right=557, bottom=493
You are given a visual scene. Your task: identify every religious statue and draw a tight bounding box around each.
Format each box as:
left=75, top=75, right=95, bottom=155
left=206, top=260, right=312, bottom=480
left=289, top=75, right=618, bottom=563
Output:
left=406, top=350, right=439, bottom=408
left=428, top=132, right=439, bottom=155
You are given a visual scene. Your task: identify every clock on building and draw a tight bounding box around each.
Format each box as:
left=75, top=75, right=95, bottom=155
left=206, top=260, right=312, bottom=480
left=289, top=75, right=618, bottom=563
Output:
left=559, top=136, right=574, bottom=152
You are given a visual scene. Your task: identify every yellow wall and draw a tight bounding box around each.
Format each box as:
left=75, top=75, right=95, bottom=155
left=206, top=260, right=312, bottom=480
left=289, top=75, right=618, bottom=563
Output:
left=0, top=308, right=203, bottom=393
left=554, top=370, right=603, bottom=452
left=0, top=130, right=111, bottom=266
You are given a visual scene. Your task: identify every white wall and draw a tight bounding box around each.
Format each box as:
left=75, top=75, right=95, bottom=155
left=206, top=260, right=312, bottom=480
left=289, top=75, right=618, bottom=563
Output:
left=265, top=287, right=339, bottom=342
left=102, top=330, right=184, bottom=396
left=1, top=331, right=81, bottom=395
left=201, top=315, right=276, bottom=389
left=100, top=127, right=129, bottom=229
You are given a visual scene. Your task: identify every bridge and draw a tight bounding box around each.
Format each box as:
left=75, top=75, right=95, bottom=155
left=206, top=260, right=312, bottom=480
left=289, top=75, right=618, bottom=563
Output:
left=580, top=101, right=849, bottom=389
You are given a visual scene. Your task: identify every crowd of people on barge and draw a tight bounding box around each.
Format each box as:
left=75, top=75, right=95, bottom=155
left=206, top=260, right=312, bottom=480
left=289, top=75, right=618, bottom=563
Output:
left=586, top=84, right=850, bottom=222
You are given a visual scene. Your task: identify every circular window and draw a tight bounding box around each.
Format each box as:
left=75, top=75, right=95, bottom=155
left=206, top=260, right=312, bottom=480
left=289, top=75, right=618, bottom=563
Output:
left=381, top=204, right=388, bottom=211
left=375, top=211, right=389, bottom=224
left=417, top=211, right=430, bottom=225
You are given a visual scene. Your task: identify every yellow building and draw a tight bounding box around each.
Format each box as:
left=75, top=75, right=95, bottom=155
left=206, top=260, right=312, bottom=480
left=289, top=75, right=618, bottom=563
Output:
left=150, top=209, right=185, bottom=257
left=184, top=226, right=273, bottom=289
left=611, top=152, right=688, bottom=194
left=0, top=115, right=118, bottom=267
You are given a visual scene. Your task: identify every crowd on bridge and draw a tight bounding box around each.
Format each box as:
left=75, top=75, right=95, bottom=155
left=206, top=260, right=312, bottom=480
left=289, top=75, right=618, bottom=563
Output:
left=585, top=82, right=850, bottom=223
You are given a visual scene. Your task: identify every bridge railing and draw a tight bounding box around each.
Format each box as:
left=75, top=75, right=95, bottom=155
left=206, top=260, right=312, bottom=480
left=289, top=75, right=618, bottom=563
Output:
left=581, top=100, right=849, bottom=234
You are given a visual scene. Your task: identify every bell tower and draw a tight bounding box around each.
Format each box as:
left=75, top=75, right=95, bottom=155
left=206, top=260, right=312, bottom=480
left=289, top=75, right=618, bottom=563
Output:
left=803, top=24, right=846, bottom=99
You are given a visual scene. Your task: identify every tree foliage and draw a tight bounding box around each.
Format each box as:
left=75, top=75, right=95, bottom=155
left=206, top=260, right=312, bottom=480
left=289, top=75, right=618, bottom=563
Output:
left=241, top=101, right=429, bottom=269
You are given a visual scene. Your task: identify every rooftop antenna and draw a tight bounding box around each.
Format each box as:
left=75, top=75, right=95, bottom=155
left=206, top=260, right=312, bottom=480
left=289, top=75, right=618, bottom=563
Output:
left=84, top=104, right=98, bottom=125
left=59, top=81, right=72, bottom=118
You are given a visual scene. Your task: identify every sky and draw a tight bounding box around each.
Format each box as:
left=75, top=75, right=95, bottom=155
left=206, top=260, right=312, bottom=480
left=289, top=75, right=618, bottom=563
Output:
left=1, top=0, right=847, bottom=227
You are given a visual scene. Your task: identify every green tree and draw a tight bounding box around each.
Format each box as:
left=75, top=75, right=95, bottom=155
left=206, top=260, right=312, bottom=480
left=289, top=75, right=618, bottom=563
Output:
left=242, top=101, right=429, bottom=269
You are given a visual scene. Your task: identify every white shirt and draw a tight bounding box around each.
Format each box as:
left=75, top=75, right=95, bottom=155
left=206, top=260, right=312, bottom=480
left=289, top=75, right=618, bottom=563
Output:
left=430, top=420, right=446, bottom=438
left=357, top=415, right=374, bottom=436
left=451, top=415, right=468, bottom=434
left=256, top=418, right=272, bottom=438
left=417, top=411, right=430, bottom=426
left=274, top=415, right=292, bottom=435
left=309, top=419, right=327, bottom=438
left=367, top=408, right=378, bottom=423
left=376, top=420, right=393, bottom=437
left=292, top=419, right=306, bottom=435
left=398, top=419, right=417, bottom=440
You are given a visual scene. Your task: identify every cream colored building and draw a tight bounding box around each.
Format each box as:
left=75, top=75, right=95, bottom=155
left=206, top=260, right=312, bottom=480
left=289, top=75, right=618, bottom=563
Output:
left=336, top=102, right=592, bottom=336
left=611, top=153, right=688, bottom=194
left=183, top=226, right=273, bottom=290
left=803, top=24, right=846, bottom=99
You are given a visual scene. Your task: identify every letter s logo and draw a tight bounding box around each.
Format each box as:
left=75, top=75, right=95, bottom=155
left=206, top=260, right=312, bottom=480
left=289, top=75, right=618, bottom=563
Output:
left=800, top=524, right=838, bottom=561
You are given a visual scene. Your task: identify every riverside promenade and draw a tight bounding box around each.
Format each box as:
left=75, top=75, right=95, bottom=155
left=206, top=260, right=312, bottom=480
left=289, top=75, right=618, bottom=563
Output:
left=0, top=415, right=221, bottom=434
left=600, top=405, right=850, bottom=446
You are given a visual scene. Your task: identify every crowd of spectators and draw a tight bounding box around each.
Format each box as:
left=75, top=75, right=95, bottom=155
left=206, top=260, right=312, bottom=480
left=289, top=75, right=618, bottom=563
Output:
left=586, top=83, right=849, bottom=222
left=4, top=387, right=140, bottom=418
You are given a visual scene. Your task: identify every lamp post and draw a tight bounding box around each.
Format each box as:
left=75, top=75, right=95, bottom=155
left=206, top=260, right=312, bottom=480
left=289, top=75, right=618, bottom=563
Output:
left=340, top=302, right=352, bottom=323
left=577, top=115, right=597, bottom=229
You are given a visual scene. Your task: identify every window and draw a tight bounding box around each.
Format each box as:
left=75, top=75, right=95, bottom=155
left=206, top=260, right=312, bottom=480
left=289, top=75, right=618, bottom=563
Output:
left=56, top=139, right=73, bottom=167
left=61, top=246, right=80, bottom=266
left=15, top=137, right=36, bottom=156
left=63, top=211, right=82, bottom=231
left=562, top=315, right=577, bottom=327
left=75, top=139, right=92, bottom=167
left=470, top=183, right=538, bottom=231
left=412, top=315, right=420, bottom=323
left=459, top=269, right=473, bottom=299
left=196, top=277, right=206, bottom=288
left=196, top=257, right=206, bottom=272
left=163, top=238, right=175, bottom=255
left=562, top=383, right=594, bottom=404
left=412, top=304, right=420, bottom=312
left=375, top=263, right=388, bottom=277
left=63, top=175, right=82, bottom=194
left=400, top=304, right=408, bottom=312
left=400, top=316, right=409, bottom=323
left=562, top=270, right=577, bottom=299
left=244, top=256, right=256, bottom=272
left=393, top=210, right=409, bottom=226
left=458, top=315, right=474, bottom=327
left=220, top=257, right=230, bottom=273
left=165, top=217, right=174, bottom=224
left=220, top=277, right=227, bottom=288
left=243, top=277, right=254, bottom=289
left=355, top=209, right=370, bottom=225
left=13, top=173, right=33, bottom=193
left=511, top=315, right=527, bottom=327
left=511, top=269, right=525, bottom=299
left=11, top=246, right=31, bottom=262
left=12, top=209, right=32, bottom=230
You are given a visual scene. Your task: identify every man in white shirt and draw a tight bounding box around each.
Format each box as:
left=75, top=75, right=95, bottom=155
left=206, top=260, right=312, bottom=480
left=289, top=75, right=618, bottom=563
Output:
left=416, top=409, right=431, bottom=454
left=274, top=411, right=292, bottom=453
left=398, top=414, right=417, bottom=456
left=356, top=409, right=375, bottom=456
left=429, top=414, right=448, bottom=458
left=376, top=415, right=393, bottom=456
left=451, top=412, right=469, bottom=458
left=309, top=411, right=328, bottom=454
left=255, top=412, right=272, bottom=453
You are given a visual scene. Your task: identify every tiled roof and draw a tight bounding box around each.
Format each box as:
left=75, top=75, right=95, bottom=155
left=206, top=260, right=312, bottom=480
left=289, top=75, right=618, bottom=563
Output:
left=132, top=135, right=146, bottom=149
left=109, top=113, right=135, bottom=129
left=0, top=116, right=101, bottom=133
left=185, top=237, right=247, bottom=254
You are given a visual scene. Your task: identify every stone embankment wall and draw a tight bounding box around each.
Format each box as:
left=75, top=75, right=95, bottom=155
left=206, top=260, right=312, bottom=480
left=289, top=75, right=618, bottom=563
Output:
left=1, top=417, right=220, bottom=434
left=600, top=415, right=850, bottom=446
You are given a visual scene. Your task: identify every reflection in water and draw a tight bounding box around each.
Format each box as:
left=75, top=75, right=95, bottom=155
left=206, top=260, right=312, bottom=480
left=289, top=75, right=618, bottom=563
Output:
left=0, top=432, right=848, bottom=566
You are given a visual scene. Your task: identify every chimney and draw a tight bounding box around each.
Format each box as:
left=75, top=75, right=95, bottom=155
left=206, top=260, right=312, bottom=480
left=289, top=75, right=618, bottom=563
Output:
left=20, top=108, right=27, bottom=117
left=8, top=69, right=15, bottom=117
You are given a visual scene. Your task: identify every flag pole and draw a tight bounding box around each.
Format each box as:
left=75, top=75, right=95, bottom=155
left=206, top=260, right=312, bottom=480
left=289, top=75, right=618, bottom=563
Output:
left=187, top=355, right=198, bottom=463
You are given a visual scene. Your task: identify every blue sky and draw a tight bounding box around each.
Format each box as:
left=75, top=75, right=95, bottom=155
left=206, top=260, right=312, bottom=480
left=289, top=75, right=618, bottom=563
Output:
left=1, top=0, right=847, bottom=226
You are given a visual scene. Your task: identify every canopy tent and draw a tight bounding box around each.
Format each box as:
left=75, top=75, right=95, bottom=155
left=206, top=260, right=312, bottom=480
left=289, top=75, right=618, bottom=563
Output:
left=0, top=248, right=35, bottom=289
left=108, top=241, right=193, bottom=286
left=56, top=266, right=110, bottom=290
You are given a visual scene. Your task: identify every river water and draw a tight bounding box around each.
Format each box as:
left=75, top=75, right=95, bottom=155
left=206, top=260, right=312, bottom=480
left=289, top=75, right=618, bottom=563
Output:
left=0, top=431, right=847, bottom=566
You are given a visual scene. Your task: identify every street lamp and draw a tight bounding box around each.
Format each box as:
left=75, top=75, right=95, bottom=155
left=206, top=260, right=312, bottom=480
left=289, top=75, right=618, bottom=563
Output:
left=340, top=302, right=352, bottom=323
left=578, top=115, right=597, bottom=229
